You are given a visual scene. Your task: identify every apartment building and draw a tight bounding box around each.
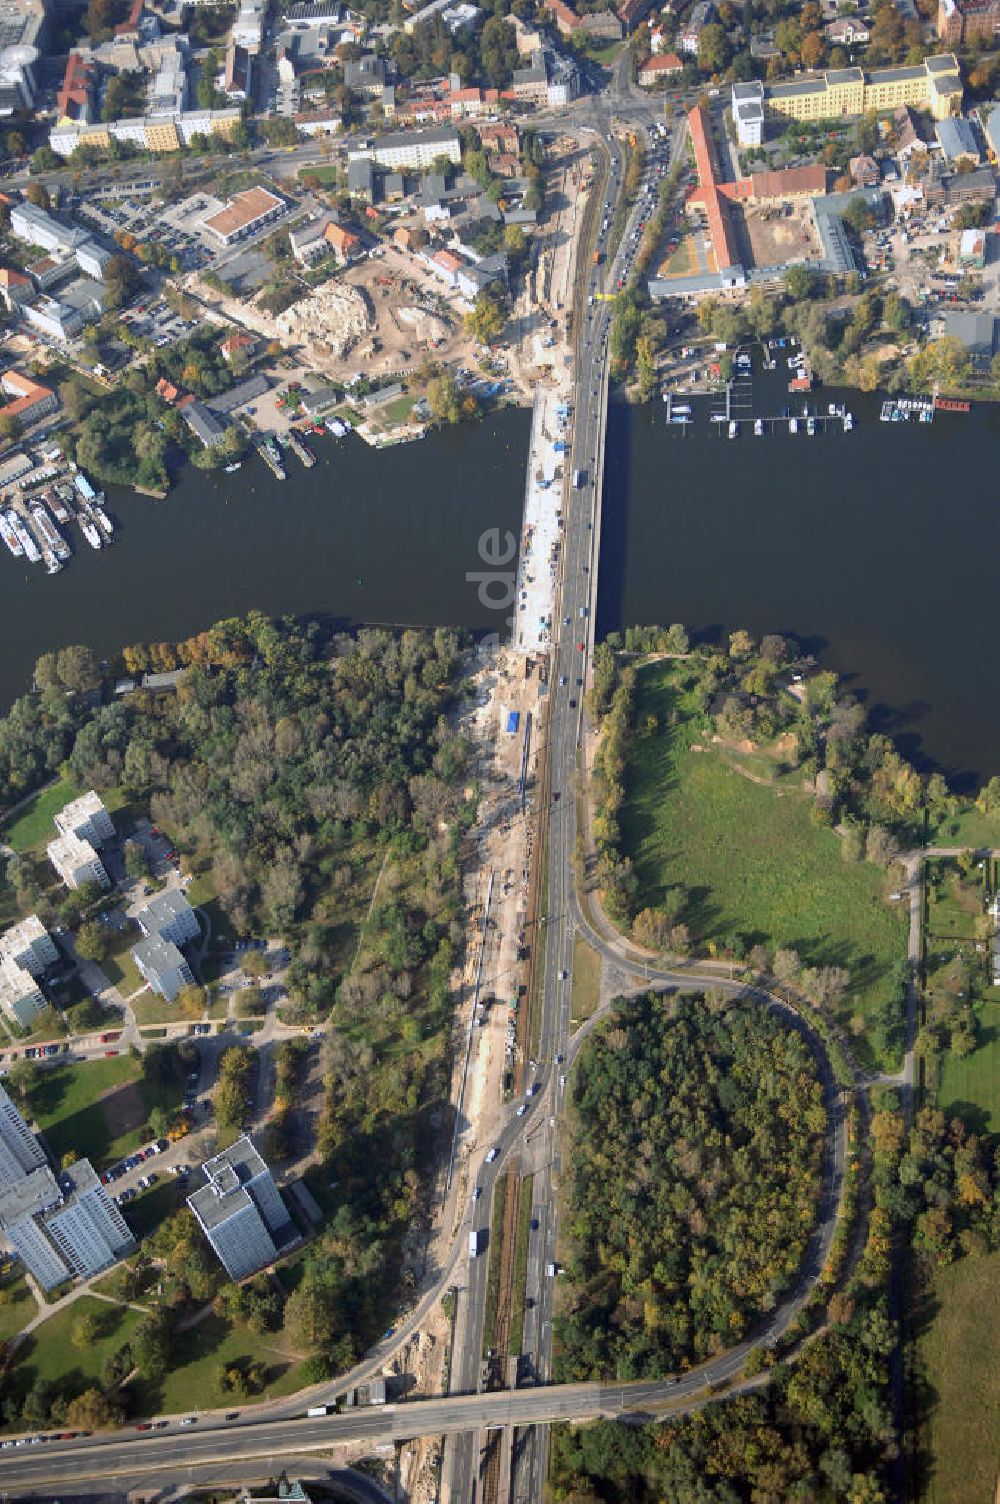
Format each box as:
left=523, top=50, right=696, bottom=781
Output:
left=764, top=53, right=962, bottom=124
left=46, top=831, right=110, bottom=892
left=132, top=934, right=194, bottom=1002
left=134, top=890, right=200, bottom=948
left=937, top=0, right=1000, bottom=43
left=55, top=794, right=113, bottom=852
left=0, top=916, right=59, bottom=978
left=0, top=371, right=59, bottom=426
left=0, top=1084, right=46, bottom=1179
left=0, top=1160, right=135, bottom=1290
left=187, top=1136, right=292, bottom=1280
left=348, top=125, right=462, bottom=170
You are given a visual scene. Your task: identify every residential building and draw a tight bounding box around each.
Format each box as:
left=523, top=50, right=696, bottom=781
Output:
left=0, top=917, right=58, bottom=978
left=960, top=225, right=987, bottom=265
left=348, top=125, right=461, bottom=170
left=284, top=0, right=343, bottom=22
left=180, top=398, right=229, bottom=449
left=0, top=268, right=31, bottom=312
left=512, top=50, right=549, bottom=103
left=0, top=370, right=58, bottom=426
left=223, top=43, right=253, bottom=99
left=344, top=54, right=392, bottom=94
left=325, top=221, right=362, bottom=264
left=348, top=157, right=375, bottom=199
left=480, top=122, right=518, bottom=155
left=732, top=79, right=765, bottom=146
left=639, top=53, right=683, bottom=86
left=547, top=0, right=623, bottom=39
left=132, top=933, right=194, bottom=1002
left=825, top=15, right=870, bottom=43
left=219, top=331, right=258, bottom=363
left=985, top=100, right=1000, bottom=160
left=55, top=791, right=116, bottom=847
left=0, top=1159, right=136, bottom=1290
left=202, top=186, right=286, bottom=246
left=935, top=114, right=980, bottom=163
left=46, top=832, right=110, bottom=892
left=617, top=0, right=655, bottom=30
left=937, top=0, right=1000, bottom=43
left=0, top=961, right=46, bottom=1029
left=849, top=152, right=880, bottom=184
left=0, top=1084, right=46, bottom=1178
left=233, top=0, right=266, bottom=52
left=134, top=890, right=199, bottom=948
left=49, top=108, right=241, bottom=158
left=679, top=0, right=716, bottom=53
left=762, top=54, right=963, bottom=125
left=187, top=1135, right=292, bottom=1280
left=289, top=217, right=333, bottom=264
left=57, top=51, right=96, bottom=124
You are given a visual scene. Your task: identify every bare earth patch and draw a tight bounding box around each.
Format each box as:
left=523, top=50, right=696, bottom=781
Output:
left=100, top=1082, right=146, bottom=1140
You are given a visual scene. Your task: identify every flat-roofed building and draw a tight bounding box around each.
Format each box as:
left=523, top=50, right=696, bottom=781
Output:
left=53, top=791, right=115, bottom=848
left=0, top=916, right=58, bottom=977
left=131, top=934, right=194, bottom=1002
left=732, top=80, right=765, bottom=145
left=134, top=890, right=200, bottom=948
left=46, top=832, right=110, bottom=892
left=0, top=1159, right=136, bottom=1290
left=187, top=1135, right=292, bottom=1280
left=0, top=960, right=46, bottom=1029
left=348, top=125, right=461, bottom=170
left=763, top=53, right=962, bottom=124
left=0, top=1085, right=46, bottom=1179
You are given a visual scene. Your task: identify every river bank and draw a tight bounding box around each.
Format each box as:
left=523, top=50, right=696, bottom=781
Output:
left=0, top=410, right=531, bottom=712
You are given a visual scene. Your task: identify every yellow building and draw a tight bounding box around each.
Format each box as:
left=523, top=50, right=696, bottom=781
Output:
left=144, top=120, right=180, bottom=152
left=765, top=53, right=962, bottom=125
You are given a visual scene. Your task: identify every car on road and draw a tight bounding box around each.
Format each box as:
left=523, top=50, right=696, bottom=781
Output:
left=180, top=1417, right=197, bottom=1426
left=473, top=1185, right=482, bottom=1200
left=560, top=1074, right=567, bottom=1087
left=516, top=1104, right=527, bottom=1117
left=225, top=1412, right=240, bottom=1421
left=485, top=1147, right=499, bottom=1162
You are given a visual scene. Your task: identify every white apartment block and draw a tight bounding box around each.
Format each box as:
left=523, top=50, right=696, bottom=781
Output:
left=0, top=1085, right=46, bottom=1178
left=0, top=960, right=47, bottom=1030
left=54, top=790, right=116, bottom=847
left=134, top=890, right=200, bottom=948
left=732, top=81, right=765, bottom=147
left=46, top=831, right=110, bottom=892
left=348, top=125, right=461, bottom=171
left=187, top=1136, right=292, bottom=1280
left=132, top=934, right=193, bottom=1002
left=0, top=1159, right=135, bottom=1290
left=0, top=916, right=59, bottom=977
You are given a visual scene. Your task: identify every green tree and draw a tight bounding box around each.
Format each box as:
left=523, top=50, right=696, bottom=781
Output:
left=465, top=290, right=505, bottom=344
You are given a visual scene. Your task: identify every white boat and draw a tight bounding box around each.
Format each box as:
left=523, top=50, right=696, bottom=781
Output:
left=30, top=502, right=70, bottom=561
left=789, top=417, right=799, bottom=434
left=78, top=515, right=102, bottom=550
left=93, top=506, right=114, bottom=540
left=224, top=462, right=242, bottom=473
left=9, top=511, right=40, bottom=562
left=728, top=419, right=738, bottom=438
left=754, top=418, right=764, bottom=436
left=0, top=512, right=22, bottom=557
left=843, top=412, right=854, bottom=432
left=806, top=416, right=816, bottom=436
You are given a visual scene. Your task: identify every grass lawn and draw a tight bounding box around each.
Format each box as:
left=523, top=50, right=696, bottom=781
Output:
left=12, top=1296, right=145, bottom=1399
left=135, top=1312, right=305, bottom=1415
left=918, top=1250, right=1000, bottom=1504
left=619, top=662, right=908, bottom=1069
left=130, top=992, right=197, bottom=1027
left=298, top=163, right=339, bottom=187
left=376, top=395, right=415, bottom=427
left=928, top=804, right=1000, bottom=851
left=0, top=1273, right=37, bottom=1342
left=3, top=777, right=82, bottom=853
left=101, top=928, right=144, bottom=996
left=570, top=935, right=602, bottom=1028
left=27, top=1055, right=184, bottom=1169
left=937, top=1001, right=1000, bottom=1132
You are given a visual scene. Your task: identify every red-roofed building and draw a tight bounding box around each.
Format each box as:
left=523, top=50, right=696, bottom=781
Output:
left=0, top=268, right=32, bottom=313
left=548, top=0, right=623, bottom=36
left=488, top=151, right=521, bottom=178
left=480, top=122, right=519, bottom=155
left=639, top=53, right=684, bottom=84
left=57, top=53, right=96, bottom=125
left=617, top=0, right=655, bottom=31
left=325, top=222, right=362, bottom=263
left=114, top=0, right=144, bottom=36
left=155, top=378, right=180, bottom=404
left=0, top=371, right=59, bottom=426
left=219, top=331, right=257, bottom=364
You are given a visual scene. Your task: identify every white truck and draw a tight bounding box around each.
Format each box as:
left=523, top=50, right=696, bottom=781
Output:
left=470, top=1228, right=485, bottom=1258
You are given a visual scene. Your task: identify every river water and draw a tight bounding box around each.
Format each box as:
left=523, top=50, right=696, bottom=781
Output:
left=0, top=387, right=995, bottom=784
left=599, top=380, right=1000, bottom=788
left=0, top=410, right=529, bottom=709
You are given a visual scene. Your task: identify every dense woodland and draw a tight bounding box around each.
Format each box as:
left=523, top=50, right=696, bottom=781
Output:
left=0, top=615, right=476, bottom=1373
left=556, top=993, right=826, bottom=1380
